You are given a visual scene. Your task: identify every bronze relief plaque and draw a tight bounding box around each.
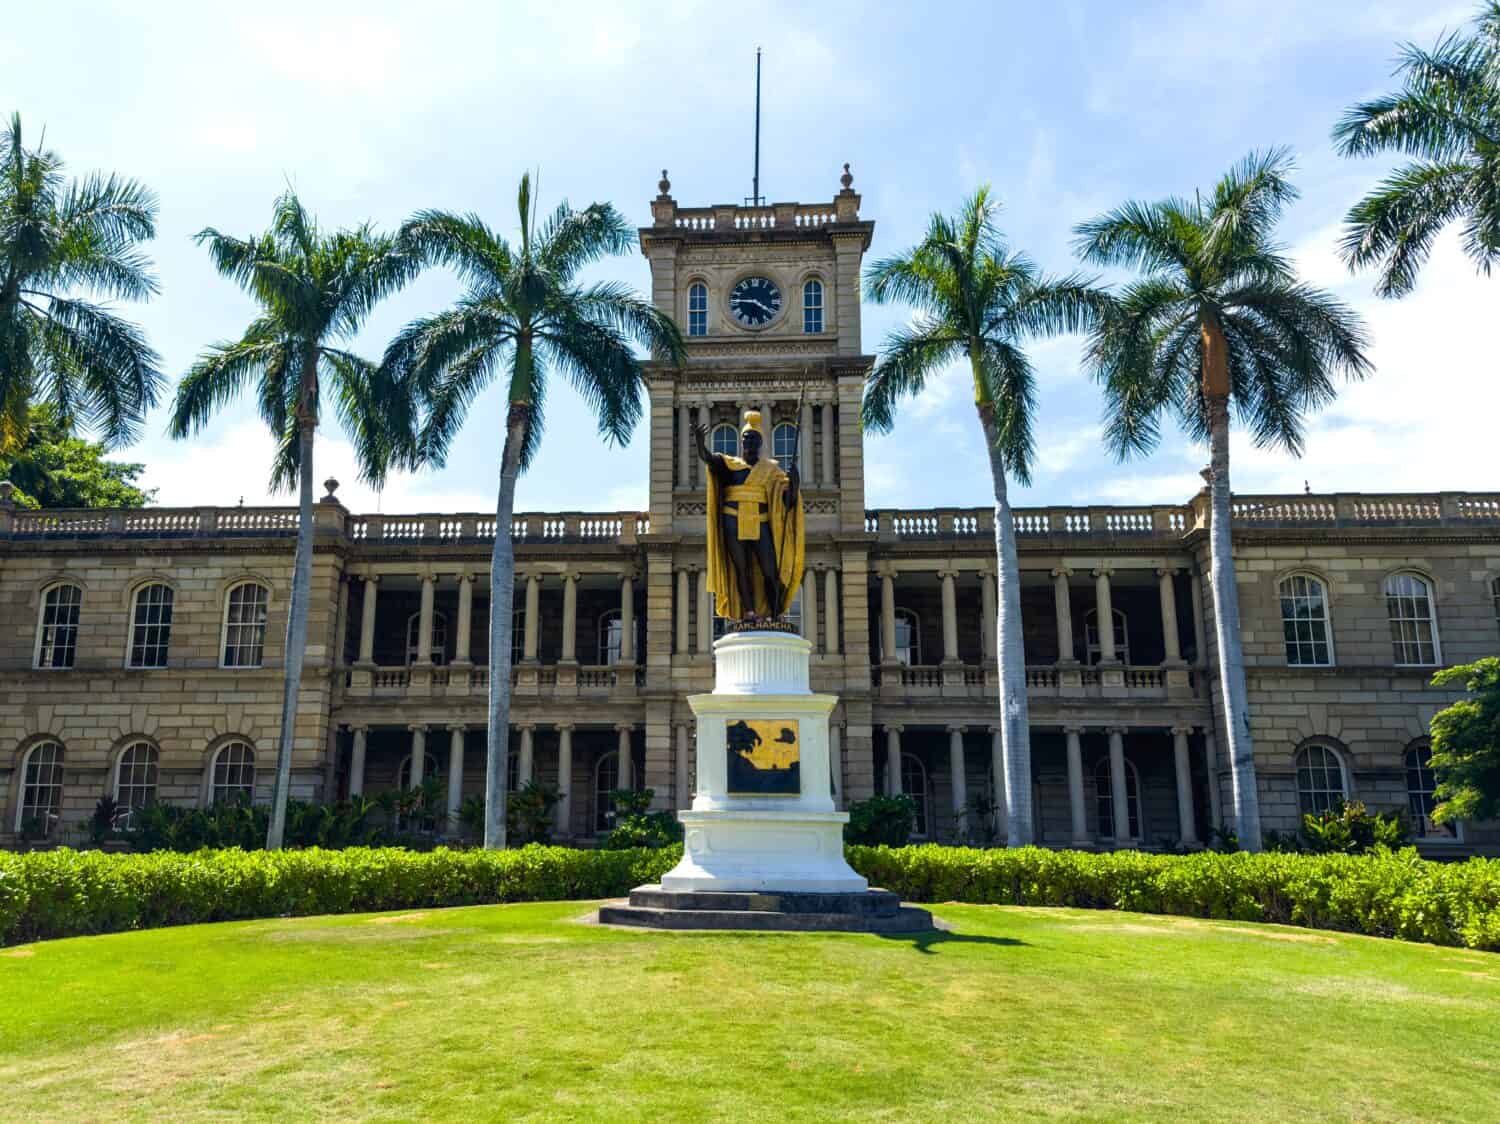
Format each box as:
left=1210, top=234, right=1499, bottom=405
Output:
left=725, top=718, right=801, bottom=796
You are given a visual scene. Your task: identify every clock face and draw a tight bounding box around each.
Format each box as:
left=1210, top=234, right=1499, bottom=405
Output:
left=728, top=276, right=783, bottom=328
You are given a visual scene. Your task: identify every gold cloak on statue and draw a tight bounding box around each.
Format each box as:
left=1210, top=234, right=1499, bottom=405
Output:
left=705, top=452, right=806, bottom=621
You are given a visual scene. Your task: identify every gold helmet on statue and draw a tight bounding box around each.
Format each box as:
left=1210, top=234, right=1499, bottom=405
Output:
left=740, top=409, right=765, bottom=441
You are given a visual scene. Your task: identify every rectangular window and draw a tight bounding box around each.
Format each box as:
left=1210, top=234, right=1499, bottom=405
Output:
left=36, top=585, right=82, bottom=669
left=129, top=584, right=174, bottom=668
left=223, top=584, right=269, bottom=668
left=803, top=280, right=824, bottom=333
left=688, top=284, right=708, bottom=337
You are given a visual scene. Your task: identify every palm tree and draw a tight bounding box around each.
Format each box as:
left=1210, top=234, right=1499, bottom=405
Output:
left=386, top=174, right=684, bottom=849
left=1334, top=4, right=1500, bottom=296
left=170, top=191, right=420, bottom=850
left=862, top=188, right=1108, bottom=847
left=0, top=113, right=162, bottom=454
left=1074, top=150, right=1373, bottom=852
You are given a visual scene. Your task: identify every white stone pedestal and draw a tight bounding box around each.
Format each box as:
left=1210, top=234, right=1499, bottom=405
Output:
left=660, top=631, right=867, bottom=893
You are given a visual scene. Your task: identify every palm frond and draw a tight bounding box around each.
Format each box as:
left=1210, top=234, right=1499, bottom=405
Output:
left=398, top=210, right=510, bottom=288
left=170, top=324, right=288, bottom=438
left=29, top=296, right=163, bottom=446
left=537, top=201, right=634, bottom=281
left=861, top=320, right=963, bottom=433
left=977, top=340, right=1037, bottom=484
left=1338, top=160, right=1473, bottom=296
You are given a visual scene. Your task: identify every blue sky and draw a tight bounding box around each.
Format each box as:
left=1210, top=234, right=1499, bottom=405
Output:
left=3, top=0, right=1493, bottom=514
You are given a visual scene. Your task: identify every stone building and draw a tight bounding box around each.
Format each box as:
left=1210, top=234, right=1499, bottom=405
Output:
left=2, top=170, right=1498, bottom=854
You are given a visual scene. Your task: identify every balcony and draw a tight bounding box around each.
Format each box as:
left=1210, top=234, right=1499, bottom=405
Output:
left=340, top=662, right=644, bottom=704
left=873, top=663, right=1199, bottom=703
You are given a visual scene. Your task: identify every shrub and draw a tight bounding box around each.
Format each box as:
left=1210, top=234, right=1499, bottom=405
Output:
left=843, top=844, right=1500, bottom=950
left=602, top=789, right=683, bottom=849
left=844, top=794, right=916, bottom=846
left=1299, top=801, right=1411, bottom=853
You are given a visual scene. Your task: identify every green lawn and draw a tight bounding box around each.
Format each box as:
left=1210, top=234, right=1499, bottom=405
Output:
left=2, top=903, right=1497, bottom=1122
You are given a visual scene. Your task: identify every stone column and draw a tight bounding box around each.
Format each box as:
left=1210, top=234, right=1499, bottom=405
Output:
left=349, top=725, right=368, bottom=797
left=678, top=403, right=692, bottom=489
left=560, top=572, right=578, bottom=662
left=617, top=724, right=635, bottom=789
left=948, top=726, right=968, bottom=839
left=819, top=403, right=835, bottom=488
left=801, top=568, right=819, bottom=649
left=1203, top=729, right=1224, bottom=832
left=357, top=575, right=379, bottom=664
left=1158, top=568, right=1182, bottom=663
left=555, top=723, right=574, bottom=837
left=517, top=725, right=534, bottom=785
left=981, top=570, right=997, bottom=661
left=823, top=567, right=839, bottom=655
left=939, top=569, right=959, bottom=663
left=696, top=570, right=713, bottom=653
left=1065, top=726, right=1088, bottom=846
left=885, top=725, right=903, bottom=796
left=675, top=568, right=691, bottom=654
left=446, top=725, right=464, bottom=832
left=695, top=404, right=711, bottom=486
left=829, top=722, right=844, bottom=807
left=1052, top=568, right=1074, bottom=663
left=416, top=573, right=435, bottom=664
left=408, top=725, right=427, bottom=787
left=799, top=400, right=813, bottom=475
left=1094, top=568, right=1116, bottom=662
left=454, top=573, right=474, bottom=664
left=1173, top=725, right=1198, bottom=845
left=333, top=577, right=350, bottom=666
left=675, top=723, right=691, bottom=810
left=989, top=727, right=1007, bottom=831
left=619, top=574, right=635, bottom=662
left=879, top=569, right=897, bottom=664
left=1107, top=728, right=1129, bottom=845
left=1190, top=570, right=1208, bottom=664
left=522, top=573, right=540, bottom=661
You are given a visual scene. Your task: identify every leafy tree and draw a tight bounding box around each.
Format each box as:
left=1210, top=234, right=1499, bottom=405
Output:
left=1429, top=658, right=1500, bottom=824
left=386, top=174, right=684, bottom=849
left=862, top=188, right=1108, bottom=846
left=169, top=191, right=420, bottom=850
left=1334, top=4, right=1500, bottom=296
left=1, top=403, right=153, bottom=508
left=1074, top=150, right=1372, bottom=851
left=0, top=112, right=162, bottom=453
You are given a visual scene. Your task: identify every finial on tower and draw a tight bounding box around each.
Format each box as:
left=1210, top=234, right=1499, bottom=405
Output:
left=658, top=169, right=671, bottom=197
left=840, top=162, right=854, bottom=191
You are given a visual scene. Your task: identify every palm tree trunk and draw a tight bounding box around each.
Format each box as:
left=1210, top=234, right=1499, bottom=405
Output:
left=978, top=404, right=1034, bottom=846
left=266, top=412, right=316, bottom=850
left=483, top=401, right=526, bottom=849
left=1206, top=399, right=1261, bottom=850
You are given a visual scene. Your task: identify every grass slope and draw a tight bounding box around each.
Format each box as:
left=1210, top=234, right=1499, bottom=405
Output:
left=2, top=902, right=1497, bottom=1122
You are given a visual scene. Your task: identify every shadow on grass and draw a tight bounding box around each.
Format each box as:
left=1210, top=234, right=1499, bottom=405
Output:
left=876, top=927, right=1027, bottom=955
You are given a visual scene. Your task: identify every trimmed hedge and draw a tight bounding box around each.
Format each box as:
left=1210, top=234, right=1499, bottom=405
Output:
left=1, top=844, right=1496, bottom=950
left=847, top=845, right=1500, bottom=951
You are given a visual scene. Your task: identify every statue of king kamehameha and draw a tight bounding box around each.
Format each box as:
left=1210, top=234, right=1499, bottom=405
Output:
left=696, top=409, right=805, bottom=623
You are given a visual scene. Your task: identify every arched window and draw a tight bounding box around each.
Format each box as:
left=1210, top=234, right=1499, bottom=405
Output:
left=772, top=422, right=798, bottom=464
left=114, top=742, right=159, bottom=823
left=902, top=753, right=930, bottom=838
left=888, top=608, right=921, bottom=665
left=222, top=582, right=269, bottom=668
left=395, top=751, right=442, bottom=789
left=1094, top=756, right=1142, bottom=840
left=35, top=583, right=82, bottom=669
left=1279, top=574, right=1332, bottom=666
left=594, top=750, right=620, bottom=832
left=209, top=740, right=256, bottom=804
left=1384, top=573, right=1439, bottom=666
left=687, top=282, right=708, bottom=336
left=1084, top=608, right=1130, bottom=665
left=802, top=279, right=824, bottom=333
left=405, top=610, right=449, bottom=666
left=710, top=423, right=738, bottom=457
left=16, top=741, right=64, bottom=832
left=1295, top=743, right=1347, bottom=815
left=127, top=583, right=174, bottom=669
left=1405, top=741, right=1459, bottom=840
left=599, top=609, right=624, bottom=665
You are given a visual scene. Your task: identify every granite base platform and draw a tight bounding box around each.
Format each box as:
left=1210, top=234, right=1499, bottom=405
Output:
left=597, top=885, right=936, bottom=933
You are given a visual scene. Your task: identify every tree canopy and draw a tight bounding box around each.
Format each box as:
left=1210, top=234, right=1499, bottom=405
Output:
left=0, top=403, right=152, bottom=509
left=1429, top=658, right=1500, bottom=825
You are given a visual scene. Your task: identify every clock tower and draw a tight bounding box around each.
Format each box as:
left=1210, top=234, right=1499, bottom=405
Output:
left=635, top=165, right=880, bottom=805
